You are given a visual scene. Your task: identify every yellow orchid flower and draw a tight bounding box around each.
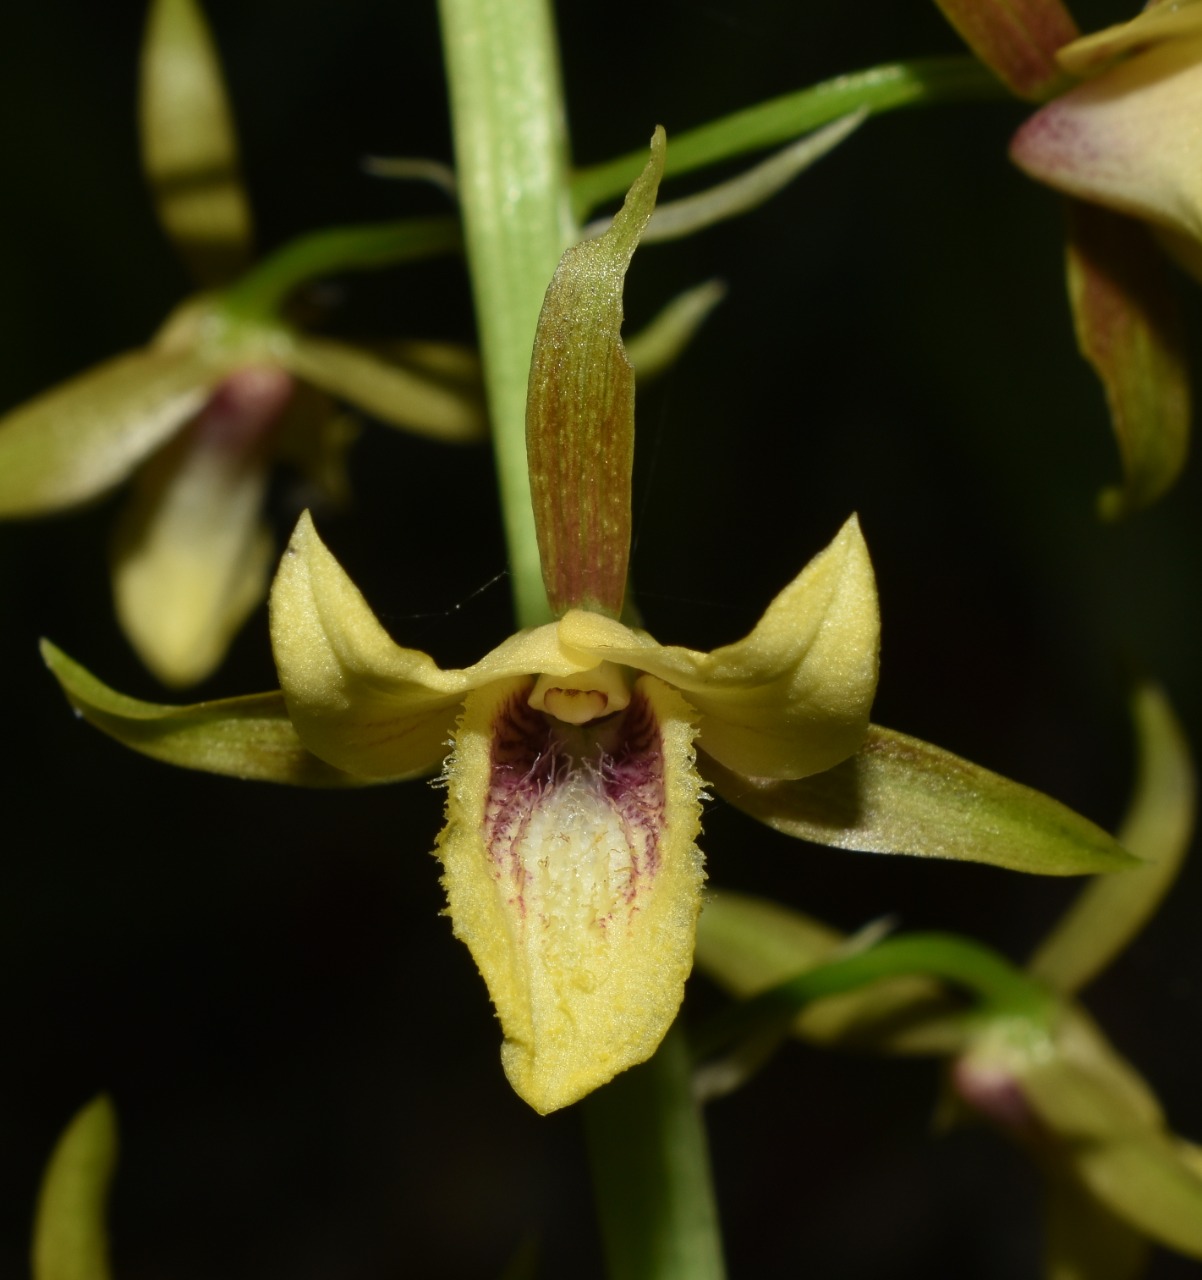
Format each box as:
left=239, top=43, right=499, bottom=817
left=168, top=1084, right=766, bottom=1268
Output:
left=1010, top=2, right=1202, bottom=257
left=267, top=126, right=873, bottom=1114
left=270, top=506, right=877, bottom=1114
left=41, top=130, right=1135, bottom=1118
left=0, top=0, right=480, bottom=689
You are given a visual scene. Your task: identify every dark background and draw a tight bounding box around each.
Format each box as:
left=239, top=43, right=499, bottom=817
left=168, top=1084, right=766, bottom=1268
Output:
left=4, top=0, right=1202, bottom=1275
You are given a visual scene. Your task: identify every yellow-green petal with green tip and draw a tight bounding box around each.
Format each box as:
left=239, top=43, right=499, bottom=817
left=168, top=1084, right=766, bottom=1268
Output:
left=269, top=513, right=602, bottom=778
left=705, top=724, right=1139, bottom=875
left=281, top=334, right=486, bottom=442
left=32, top=1096, right=116, bottom=1280
left=437, top=674, right=705, bottom=1114
left=41, top=640, right=364, bottom=786
left=1029, top=682, right=1195, bottom=994
left=560, top=515, right=879, bottom=780
left=0, top=346, right=224, bottom=516
left=140, top=0, right=253, bottom=283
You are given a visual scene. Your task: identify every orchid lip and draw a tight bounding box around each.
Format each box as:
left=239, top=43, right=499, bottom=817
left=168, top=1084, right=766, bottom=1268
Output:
left=434, top=672, right=703, bottom=1113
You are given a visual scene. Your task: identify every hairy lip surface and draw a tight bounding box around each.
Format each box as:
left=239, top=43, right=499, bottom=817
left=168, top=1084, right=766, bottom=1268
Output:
left=484, top=684, right=666, bottom=937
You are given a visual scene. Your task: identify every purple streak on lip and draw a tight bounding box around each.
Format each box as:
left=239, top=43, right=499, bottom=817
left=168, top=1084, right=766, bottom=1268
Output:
left=483, top=682, right=667, bottom=924
left=601, top=688, right=665, bottom=881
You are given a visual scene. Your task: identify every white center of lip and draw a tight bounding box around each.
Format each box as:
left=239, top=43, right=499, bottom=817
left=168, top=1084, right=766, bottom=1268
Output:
left=520, top=768, right=637, bottom=989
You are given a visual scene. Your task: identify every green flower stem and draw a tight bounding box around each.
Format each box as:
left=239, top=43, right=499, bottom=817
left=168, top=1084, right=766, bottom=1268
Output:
left=438, top=0, right=575, bottom=629
left=584, top=1024, right=727, bottom=1280
left=694, top=932, right=1057, bottom=1061
left=572, top=56, right=1008, bottom=217
left=219, top=216, right=462, bottom=321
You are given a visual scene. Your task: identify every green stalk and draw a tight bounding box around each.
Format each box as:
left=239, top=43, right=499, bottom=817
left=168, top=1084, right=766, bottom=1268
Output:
left=572, top=56, right=1007, bottom=217
left=584, top=1025, right=726, bottom=1280
left=438, top=0, right=574, bottom=628
left=219, top=216, right=462, bottom=321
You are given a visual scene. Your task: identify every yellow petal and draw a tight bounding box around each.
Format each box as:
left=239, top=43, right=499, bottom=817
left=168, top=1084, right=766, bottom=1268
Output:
left=1011, top=34, right=1202, bottom=244
left=560, top=514, right=879, bottom=779
left=139, top=0, right=253, bottom=284
left=0, top=346, right=222, bottom=516
left=1057, top=3, right=1202, bottom=78
left=269, top=512, right=601, bottom=777
left=110, top=368, right=291, bottom=686
left=437, top=674, right=704, bottom=1113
